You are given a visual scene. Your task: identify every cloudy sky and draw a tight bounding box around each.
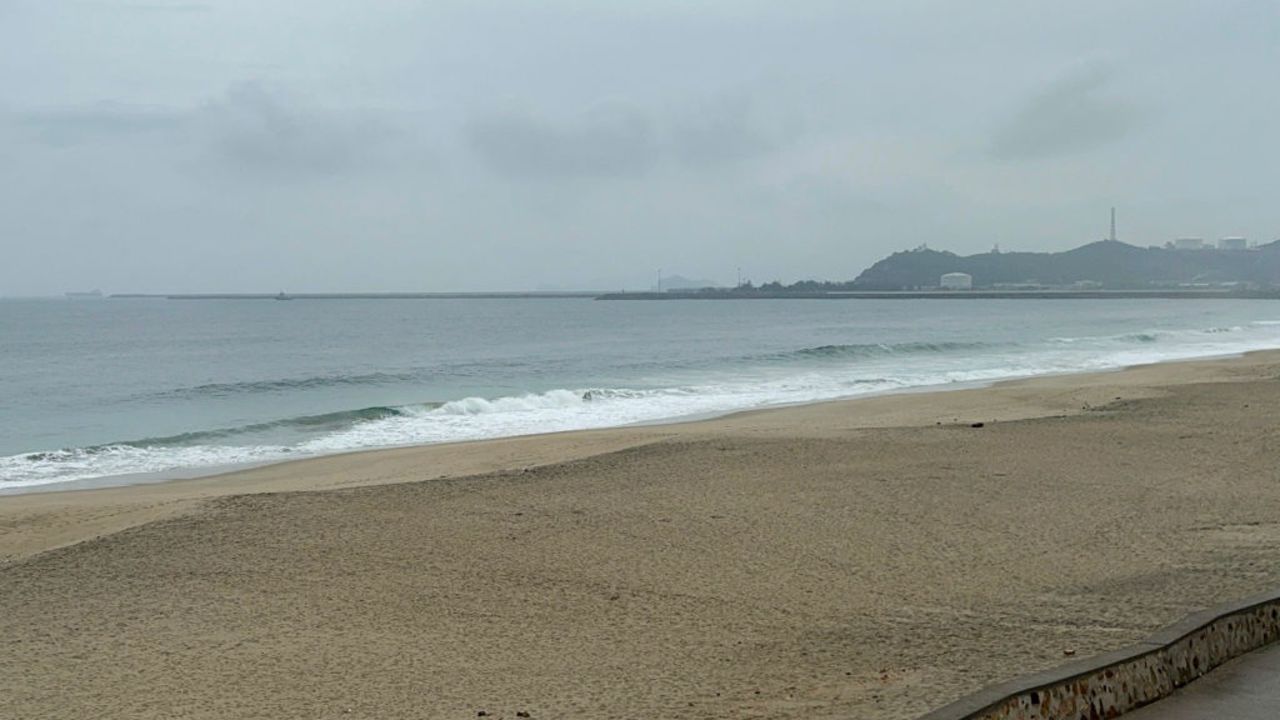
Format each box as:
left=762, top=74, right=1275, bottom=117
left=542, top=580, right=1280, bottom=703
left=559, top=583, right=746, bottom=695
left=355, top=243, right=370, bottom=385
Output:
left=2, top=1, right=1277, bottom=294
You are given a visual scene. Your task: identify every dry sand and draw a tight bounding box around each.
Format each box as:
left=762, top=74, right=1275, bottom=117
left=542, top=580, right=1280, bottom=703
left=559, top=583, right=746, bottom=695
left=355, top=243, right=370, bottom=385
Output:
left=4, top=352, right=1280, bottom=719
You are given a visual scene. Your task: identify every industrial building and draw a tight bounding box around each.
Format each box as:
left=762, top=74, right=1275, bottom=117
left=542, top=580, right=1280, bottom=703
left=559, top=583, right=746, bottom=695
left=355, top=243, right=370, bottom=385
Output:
left=940, top=272, right=973, bottom=290
left=1219, top=236, right=1248, bottom=250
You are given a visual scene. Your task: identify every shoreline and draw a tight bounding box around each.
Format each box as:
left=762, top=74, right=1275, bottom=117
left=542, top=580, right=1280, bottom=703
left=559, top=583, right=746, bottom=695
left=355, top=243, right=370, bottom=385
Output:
left=5, top=349, right=1280, bottom=718
left=1, top=349, right=1273, bottom=563
left=0, top=348, right=1258, bottom=498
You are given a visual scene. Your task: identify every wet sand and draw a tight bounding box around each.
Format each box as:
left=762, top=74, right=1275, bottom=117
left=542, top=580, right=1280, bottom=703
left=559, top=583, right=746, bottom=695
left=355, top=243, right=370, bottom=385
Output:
left=4, top=352, right=1280, bottom=719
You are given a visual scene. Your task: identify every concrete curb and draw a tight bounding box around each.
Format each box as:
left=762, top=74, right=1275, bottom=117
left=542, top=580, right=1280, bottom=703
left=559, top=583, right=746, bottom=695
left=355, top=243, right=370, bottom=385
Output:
left=918, top=588, right=1280, bottom=720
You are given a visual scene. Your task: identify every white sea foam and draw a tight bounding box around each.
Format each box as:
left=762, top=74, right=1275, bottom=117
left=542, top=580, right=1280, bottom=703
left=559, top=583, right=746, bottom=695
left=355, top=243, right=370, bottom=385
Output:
left=5, top=318, right=1280, bottom=490
left=0, top=443, right=297, bottom=489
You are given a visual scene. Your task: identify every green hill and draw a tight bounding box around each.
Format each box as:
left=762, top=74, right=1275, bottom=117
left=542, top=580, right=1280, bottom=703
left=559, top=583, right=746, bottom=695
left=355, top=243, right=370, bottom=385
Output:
left=851, top=240, right=1280, bottom=290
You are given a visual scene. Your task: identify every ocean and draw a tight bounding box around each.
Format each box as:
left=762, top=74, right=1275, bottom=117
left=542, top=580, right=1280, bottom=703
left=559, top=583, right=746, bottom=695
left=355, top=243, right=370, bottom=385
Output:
left=3, top=297, right=1279, bottom=491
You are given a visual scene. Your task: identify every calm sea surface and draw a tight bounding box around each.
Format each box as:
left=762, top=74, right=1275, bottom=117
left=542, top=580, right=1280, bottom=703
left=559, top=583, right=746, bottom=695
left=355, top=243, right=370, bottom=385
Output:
left=3, top=297, right=1279, bottom=490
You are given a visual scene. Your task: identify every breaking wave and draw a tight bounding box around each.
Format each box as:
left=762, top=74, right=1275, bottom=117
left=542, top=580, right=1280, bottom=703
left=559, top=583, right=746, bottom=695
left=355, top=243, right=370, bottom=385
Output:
left=147, top=372, right=422, bottom=399
left=783, top=340, right=995, bottom=359
left=6, top=317, right=1280, bottom=491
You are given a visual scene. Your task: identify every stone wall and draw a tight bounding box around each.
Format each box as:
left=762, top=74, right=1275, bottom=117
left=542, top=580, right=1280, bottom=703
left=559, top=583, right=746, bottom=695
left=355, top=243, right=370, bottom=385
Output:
left=918, top=589, right=1280, bottom=720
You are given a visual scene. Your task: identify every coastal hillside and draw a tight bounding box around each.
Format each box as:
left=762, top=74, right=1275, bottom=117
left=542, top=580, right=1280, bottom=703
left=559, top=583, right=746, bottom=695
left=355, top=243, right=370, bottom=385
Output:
left=851, top=240, right=1280, bottom=290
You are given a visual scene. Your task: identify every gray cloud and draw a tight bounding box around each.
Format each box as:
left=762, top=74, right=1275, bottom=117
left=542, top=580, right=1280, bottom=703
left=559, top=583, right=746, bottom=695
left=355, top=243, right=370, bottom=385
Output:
left=14, top=102, right=184, bottom=147
left=989, top=63, right=1143, bottom=160
left=3, top=83, right=397, bottom=176
left=668, top=95, right=777, bottom=167
left=196, top=82, right=395, bottom=176
left=101, top=1, right=212, bottom=12
left=466, top=101, right=655, bottom=178
left=466, top=95, right=781, bottom=179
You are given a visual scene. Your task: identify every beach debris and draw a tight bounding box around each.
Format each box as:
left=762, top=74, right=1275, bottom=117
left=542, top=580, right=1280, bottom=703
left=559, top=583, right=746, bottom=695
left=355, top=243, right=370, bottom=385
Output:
left=477, top=711, right=489, bottom=717
left=1063, top=648, right=1076, bottom=656
left=970, top=422, right=985, bottom=428
left=516, top=712, right=531, bottom=718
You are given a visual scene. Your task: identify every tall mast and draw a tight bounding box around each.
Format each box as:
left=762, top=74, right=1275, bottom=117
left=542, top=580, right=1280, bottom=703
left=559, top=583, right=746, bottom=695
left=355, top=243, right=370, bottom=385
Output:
left=1110, top=207, right=1117, bottom=242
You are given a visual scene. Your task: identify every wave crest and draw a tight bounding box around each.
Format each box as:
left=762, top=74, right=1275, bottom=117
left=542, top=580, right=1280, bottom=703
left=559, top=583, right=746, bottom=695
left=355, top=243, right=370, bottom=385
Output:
left=147, top=372, right=421, bottom=400
left=785, top=340, right=993, bottom=360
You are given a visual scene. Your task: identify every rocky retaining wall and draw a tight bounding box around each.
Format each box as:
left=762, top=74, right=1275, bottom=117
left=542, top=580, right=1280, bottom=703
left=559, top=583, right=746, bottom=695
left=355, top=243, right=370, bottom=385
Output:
left=919, top=588, right=1280, bottom=720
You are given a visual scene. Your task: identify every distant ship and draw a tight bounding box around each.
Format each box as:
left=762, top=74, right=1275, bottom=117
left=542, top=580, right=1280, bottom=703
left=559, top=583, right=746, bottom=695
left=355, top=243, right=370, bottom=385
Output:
left=275, top=291, right=293, bottom=300
left=65, top=290, right=104, bottom=299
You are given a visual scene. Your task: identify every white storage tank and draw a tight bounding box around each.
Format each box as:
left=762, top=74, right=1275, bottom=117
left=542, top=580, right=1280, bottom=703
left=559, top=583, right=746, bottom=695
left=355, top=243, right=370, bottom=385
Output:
left=1219, top=236, right=1248, bottom=250
left=940, top=272, right=973, bottom=290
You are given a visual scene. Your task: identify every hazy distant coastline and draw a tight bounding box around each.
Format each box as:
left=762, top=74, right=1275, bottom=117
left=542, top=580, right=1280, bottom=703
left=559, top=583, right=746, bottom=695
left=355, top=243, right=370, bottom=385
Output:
left=95, top=238, right=1280, bottom=301
left=104, top=289, right=1280, bottom=301
left=598, top=289, right=1280, bottom=300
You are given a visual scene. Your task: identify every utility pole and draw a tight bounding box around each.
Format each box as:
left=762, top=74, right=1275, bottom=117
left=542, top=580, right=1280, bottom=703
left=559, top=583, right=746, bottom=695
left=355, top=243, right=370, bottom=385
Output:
left=1110, top=207, right=1117, bottom=242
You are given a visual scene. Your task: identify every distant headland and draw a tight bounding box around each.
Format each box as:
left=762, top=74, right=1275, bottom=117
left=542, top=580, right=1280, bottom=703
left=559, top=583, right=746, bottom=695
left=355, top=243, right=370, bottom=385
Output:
left=89, top=237, right=1280, bottom=302
left=600, top=237, right=1280, bottom=300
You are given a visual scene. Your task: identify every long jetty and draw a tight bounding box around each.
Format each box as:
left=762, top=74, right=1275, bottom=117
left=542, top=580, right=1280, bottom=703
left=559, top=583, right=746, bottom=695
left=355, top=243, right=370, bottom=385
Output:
left=109, top=292, right=602, bottom=300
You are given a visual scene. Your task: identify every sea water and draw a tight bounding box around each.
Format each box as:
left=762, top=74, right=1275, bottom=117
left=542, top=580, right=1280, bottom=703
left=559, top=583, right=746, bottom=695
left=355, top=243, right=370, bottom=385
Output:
left=3, top=297, right=1279, bottom=490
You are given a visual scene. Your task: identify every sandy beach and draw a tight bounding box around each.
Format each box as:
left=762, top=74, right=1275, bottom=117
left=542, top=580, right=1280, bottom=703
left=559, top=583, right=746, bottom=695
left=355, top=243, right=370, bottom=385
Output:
left=4, top=352, right=1280, bottom=719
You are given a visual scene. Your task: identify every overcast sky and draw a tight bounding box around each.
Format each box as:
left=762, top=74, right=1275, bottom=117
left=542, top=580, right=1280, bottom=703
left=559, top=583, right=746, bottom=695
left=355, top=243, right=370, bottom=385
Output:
left=3, top=1, right=1278, bottom=294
